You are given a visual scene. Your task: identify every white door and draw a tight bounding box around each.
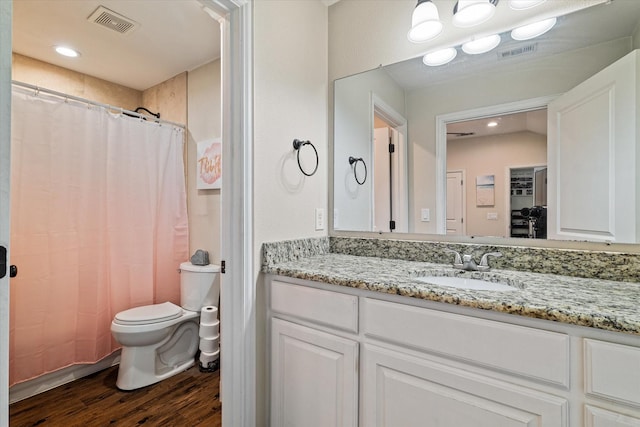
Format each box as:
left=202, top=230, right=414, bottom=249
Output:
left=270, top=318, right=358, bottom=427
left=373, top=127, right=391, bottom=232
left=0, top=0, right=11, bottom=422
left=547, top=50, right=637, bottom=243
left=446, top=171, right=464, bottom=235
left=361, top=344, right=567, bottom=427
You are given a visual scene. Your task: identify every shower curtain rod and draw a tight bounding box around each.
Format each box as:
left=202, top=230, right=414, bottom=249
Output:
left=11, top=80, right=186, bottom=130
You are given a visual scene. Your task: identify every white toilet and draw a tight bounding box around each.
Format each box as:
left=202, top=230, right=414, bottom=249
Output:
left=111, top=262, right=220, bottom=390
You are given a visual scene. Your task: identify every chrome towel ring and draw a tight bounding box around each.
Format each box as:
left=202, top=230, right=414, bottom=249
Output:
left=292, top=139, right=319, bottom=177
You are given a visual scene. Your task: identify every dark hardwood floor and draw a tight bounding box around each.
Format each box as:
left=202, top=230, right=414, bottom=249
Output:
left=9, top=363, right=222, bottom=427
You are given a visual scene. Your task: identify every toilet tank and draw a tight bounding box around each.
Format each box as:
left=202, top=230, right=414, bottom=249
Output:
left=179, top=262, right=221, bottom=312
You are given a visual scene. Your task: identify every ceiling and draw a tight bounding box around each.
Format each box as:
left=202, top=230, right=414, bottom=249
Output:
left=384, top=0, right=640, bottom=91
left=12, top=0, right=221, bottom=91
left=447, top=109, right=547, bottom=140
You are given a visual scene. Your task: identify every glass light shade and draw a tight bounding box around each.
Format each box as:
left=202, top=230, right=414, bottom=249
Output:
left=408, top=1, right=443, bottom=43
left=423, top=47, right=458, bottom=66
left=452, top=0, right=496, bottom=28
left=511, top=17, right=556, bottom=40
left=509, top=0, right=546, bottom=10
left=461, top=34, right=501, bottom=54
left=54, top=46, right=80, bottom=57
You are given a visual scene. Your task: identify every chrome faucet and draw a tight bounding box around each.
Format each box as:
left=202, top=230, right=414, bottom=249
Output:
left=444, top=249, right=502, bottom=272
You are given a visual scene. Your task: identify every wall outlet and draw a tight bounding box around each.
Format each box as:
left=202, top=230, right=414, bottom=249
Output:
left=487, top=212, right=498, bottom=220
left=315, top=208, right=325, bottom=230
left=421, top=208, right=430, bottom=222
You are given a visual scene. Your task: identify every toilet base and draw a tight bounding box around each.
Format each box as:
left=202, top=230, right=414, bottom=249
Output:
left=115, top=320, right=199, bottom=390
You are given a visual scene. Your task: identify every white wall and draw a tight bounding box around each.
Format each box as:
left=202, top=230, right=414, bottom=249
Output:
left=187, top=60, right=222, bottom=262
left=333, top=68, right=405, bottom=231
left=253, top=1, right=328, bottom=424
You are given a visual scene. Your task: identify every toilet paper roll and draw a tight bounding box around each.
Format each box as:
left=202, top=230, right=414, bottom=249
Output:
left=199, top=349, right=220, bottom=365
left=199, top=336, right=220, bottom=353
left=200, top=306, right=218, bottom=324
left=199, top=320, right=220, bottom=338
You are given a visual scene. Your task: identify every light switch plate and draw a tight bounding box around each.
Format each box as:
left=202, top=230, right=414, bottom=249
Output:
left=421, top=208, right=430, bottom=222
left=487, top=212, right=498, bottom=220
left=315, top=208, right=325, bottom=230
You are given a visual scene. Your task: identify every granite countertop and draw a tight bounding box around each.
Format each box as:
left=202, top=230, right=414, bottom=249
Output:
left=264, top=253, right=640, bottom=336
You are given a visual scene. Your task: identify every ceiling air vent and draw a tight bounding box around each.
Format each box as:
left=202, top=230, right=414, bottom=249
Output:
left=88, top=6, right=139, bottom=35
left=497, top=43, right=538, bottom=60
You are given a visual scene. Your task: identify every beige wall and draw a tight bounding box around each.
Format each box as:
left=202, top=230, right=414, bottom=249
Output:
left=12, top=54, right=142, bottom=110
left=186, top=60, right=221, bottom=261
left=142, top=72, right=187, bottom=125
left=447, top=131, right=547, bottom=237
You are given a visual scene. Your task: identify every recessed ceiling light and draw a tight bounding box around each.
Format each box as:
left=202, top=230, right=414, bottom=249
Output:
left=423, top=47, right=457, bottom=66
left=54, top=46, right=80, bottom=58
left=511, top=17, right=557, bottom=41
left=461, top=34, right=501, bottom=55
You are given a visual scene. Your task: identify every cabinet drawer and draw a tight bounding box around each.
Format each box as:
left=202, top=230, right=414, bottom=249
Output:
left=363, top=298, right=570, bottom=387
left=585, top=339, right=640, bottom=407
left=270, top=280, right=358, bottom=333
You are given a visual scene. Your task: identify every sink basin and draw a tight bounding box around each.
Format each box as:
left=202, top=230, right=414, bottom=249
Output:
left=415, top=276, right=518, bottom=292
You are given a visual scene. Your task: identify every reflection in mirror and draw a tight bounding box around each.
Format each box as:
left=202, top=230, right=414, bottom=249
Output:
left=445, top=109, right=547, bottom=239
left=333, top=0, right=640, bottom=244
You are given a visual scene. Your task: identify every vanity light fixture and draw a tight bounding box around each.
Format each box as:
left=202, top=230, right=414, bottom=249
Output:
left=508, top=0, right=546, bottom=10
left=452, top=0, right=499, bottom=28
left=408, top=0, right=444, bottom=43
left=54, top=46, right=80, bottom=58
left=462, top=34, right=501, bottom=54
left=423, top=47, right=458, bottom=66
left=511, top=17, right=557, bottom=40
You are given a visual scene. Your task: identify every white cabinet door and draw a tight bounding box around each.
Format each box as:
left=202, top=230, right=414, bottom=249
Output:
left=362, top=343, right=568, bottom=427
left=547, top=50, right=638, bottom=243
left=270, top=318, right=358, bottom=427
left=585, top=406, right=640, bottom=427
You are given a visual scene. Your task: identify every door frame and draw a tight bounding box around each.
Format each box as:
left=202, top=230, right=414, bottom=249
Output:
left=370, top=93, right=408, bottom=233
left=435, top=95, right=558, bottom=235
left=2, top=1, right=255, bottom=426
left=505, top=164, right=547, bottom=238
left=0, top=1, right=12, bottom=424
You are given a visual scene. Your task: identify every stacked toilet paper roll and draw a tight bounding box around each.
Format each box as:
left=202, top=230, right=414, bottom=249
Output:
left=199, top=306, right=220, bottom=371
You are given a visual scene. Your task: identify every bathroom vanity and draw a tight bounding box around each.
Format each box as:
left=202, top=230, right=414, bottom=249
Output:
left=264, top=242, right=640, bottom=427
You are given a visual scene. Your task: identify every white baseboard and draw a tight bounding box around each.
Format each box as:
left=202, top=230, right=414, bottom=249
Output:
left=9, top=351, right=121, bottom=404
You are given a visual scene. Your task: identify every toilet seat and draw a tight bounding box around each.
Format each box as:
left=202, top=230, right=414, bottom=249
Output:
left=114, top=302, right=182, bottom=325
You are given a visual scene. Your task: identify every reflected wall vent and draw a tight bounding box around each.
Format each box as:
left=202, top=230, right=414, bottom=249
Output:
left=88, top=6, right=139, bottom=35
left=497, top=43, right=538, bottom=60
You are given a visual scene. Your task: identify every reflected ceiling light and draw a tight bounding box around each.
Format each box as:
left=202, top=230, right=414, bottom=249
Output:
left=452, top=0, right=498, bottom=28
left=423, top=47, right=458, bottom=66
left=408, top=0, right=444, bottom=43
left=461, top=34, right=501, bottom=54
left=487, top=121, right=498, bottom=127
left=511, top=17, right=557, bottom=40
left=509, top=0, right=546, bottom=10
left=54, top=46, right=80, bottom=58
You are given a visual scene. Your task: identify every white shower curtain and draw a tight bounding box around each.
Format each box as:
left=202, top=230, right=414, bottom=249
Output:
left=9, top=86, right=189, bottom=386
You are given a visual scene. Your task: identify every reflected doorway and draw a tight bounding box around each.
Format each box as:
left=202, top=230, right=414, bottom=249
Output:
left=446, top=108, right=547, bottom=238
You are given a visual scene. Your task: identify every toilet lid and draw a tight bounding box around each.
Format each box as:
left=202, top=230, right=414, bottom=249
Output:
left=114, top=302, right=183, bottom=325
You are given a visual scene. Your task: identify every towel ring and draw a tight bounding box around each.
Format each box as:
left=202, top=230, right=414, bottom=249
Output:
left=293, top=139, right=319, bottom=177
left=349, top=156, right=367, bottom=185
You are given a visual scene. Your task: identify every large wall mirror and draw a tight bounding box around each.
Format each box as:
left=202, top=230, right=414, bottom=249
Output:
left=333, top=0, right=640, bottom=244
